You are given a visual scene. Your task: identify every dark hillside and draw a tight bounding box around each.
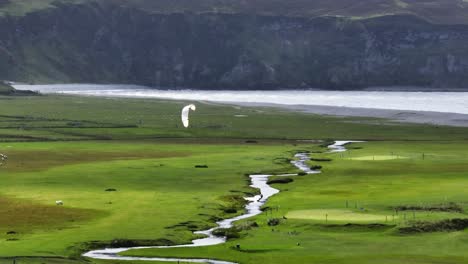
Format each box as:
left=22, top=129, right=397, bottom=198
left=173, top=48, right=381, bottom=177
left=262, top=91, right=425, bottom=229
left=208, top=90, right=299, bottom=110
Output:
left=1, top=1, right=468, bottom=89
left=3, top=0, right=468, bottom=25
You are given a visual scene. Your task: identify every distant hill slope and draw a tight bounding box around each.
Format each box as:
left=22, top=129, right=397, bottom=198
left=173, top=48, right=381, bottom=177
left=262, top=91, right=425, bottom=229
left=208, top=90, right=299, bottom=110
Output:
left=0, top=81, right=36, bottom=95
left=1, top=1, right=468, bottom=89
left=0, top=81, right=15, bottom=94
left=1, top=0, right=468, bottom=25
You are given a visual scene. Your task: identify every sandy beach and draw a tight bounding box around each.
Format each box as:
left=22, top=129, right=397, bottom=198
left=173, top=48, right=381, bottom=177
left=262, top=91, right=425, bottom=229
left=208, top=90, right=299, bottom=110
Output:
left=220, top=102, right=468, bottom=127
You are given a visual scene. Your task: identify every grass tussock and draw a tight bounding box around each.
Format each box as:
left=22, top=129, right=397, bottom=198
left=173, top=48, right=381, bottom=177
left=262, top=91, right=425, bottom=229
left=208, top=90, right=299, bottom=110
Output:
left=310, top=158, right=332, bottom=162
left=320, top=223, right=395, bottom=232
left=400, top=219, right=468, bottom=234
left=85, top=238, right=175, bottom=251
left=219, top=195, right=247, bottom=215
left=394, top=202, right=463, bottom=213
left=212, top=222, right=259, bottom=240
left=267, top=178, right=294, bottom=184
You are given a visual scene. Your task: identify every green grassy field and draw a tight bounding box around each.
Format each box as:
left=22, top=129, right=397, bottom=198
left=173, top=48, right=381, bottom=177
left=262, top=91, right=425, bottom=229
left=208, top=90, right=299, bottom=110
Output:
left=0, top=140, right=308, bottom=259
left=123, top=141, right=468, bottom=264
left=1, top=95, right=467, bottom=142
left=0, top=94, right=467, bottom=264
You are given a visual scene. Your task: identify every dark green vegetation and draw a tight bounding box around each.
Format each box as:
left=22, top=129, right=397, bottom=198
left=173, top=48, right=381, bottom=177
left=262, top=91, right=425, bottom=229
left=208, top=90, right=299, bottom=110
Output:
left=2, top=0, right=468, bottom=24
left=0, top=82, right=35, bottom=96
left=400, top=218, right=468, bottom=234
left=266, top=177, right=294, bottom=185
left=0, top=82, right=14, bottom=95
left=1, top=1, right=468, bottom=89
left=395, top=202, right=464, bottom=213
left=0, top=94, right=467, bottom=264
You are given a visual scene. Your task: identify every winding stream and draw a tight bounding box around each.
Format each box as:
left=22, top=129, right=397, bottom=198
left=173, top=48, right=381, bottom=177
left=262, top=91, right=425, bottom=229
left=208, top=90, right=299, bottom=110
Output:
left=83, top=141, right=355, bottom=263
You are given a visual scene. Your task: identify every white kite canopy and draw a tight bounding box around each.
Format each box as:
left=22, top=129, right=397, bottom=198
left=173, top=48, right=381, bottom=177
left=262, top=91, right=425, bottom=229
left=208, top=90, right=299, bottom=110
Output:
left=181, top=104, right=196, bottom=128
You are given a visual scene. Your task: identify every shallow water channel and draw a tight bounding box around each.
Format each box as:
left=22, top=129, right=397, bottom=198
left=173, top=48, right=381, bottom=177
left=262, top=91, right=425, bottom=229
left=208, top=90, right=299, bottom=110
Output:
left=83, top=141, right=354, bottom=263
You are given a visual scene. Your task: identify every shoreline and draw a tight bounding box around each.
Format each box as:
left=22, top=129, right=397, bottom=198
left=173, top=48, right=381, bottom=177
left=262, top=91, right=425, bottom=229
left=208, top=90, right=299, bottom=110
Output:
left=12, top=84, right=468, bottom=127
left=10, top=83, right=468, bottom=92
left=217, top=102, right=468, bottom=127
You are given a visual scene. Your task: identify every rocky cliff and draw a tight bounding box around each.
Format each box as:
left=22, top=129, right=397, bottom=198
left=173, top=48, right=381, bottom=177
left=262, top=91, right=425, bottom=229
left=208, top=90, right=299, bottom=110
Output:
left=1, top=2, right=468, bottom=89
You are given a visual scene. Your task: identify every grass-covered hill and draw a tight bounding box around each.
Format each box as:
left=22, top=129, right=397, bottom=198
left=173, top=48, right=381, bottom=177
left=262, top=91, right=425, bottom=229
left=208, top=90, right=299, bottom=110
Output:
left=2, top=0, right=468, bottom=25
left=109, top=0, right=468, bottom=25
left=0, top=81, right=15, bottom=95
left=0, top=81, right=36, bottom=95
left=1, top=0, right=468, bottom=89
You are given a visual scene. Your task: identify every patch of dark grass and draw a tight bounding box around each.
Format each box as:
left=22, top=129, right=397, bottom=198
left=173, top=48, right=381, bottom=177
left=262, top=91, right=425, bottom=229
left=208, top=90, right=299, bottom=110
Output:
left=83, top=238, right=175, bottom=251
left=198, top=213, right=223, bottom=222
left=212, top=227, right=241, bottom=239
left=399, top=219, right=468, bottom=234
left=220, top=194, right=245, bottom=203
left=233, top=248, right=279, bottom=253
left=223, top=208, right=238, bottom=214
left=394, top=202, right=463, bottom=213
left=349, top=146, right=363, bottom=150
left=239, top=221, right=259, bottom=229
left=319, top=140, right=335, bottom=148
left=2, top=149, right=189, bottom=173
left=273, top=157, right=291, bottom=164
left=310, top=165, right=322, bottom=170
left=267, top=178, right=294, bottom=184
left=217, top=194, right=249, bottom=219
left=320, top=223, right=395, bottom=232
left=310, top=158, right=332, bottom=162
left=105, top=188, right=117, bottom=192
left=165, top=221, right=200, bottom=231
left=0, top=196, right=100, bottom=234
left=290, top=149, right=310, bottom=154
left=195, top=164, right=208, bottom=168
left=267, top=218, right=281, bottom=226
left=213, top=222, right=258, bottom=240
left=0, top=257, right=85, bottom=264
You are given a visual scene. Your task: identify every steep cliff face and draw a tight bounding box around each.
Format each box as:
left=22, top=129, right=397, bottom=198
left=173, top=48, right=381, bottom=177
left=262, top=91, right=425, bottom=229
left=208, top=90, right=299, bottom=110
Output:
left=1, top=2, right=468, bottom=89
